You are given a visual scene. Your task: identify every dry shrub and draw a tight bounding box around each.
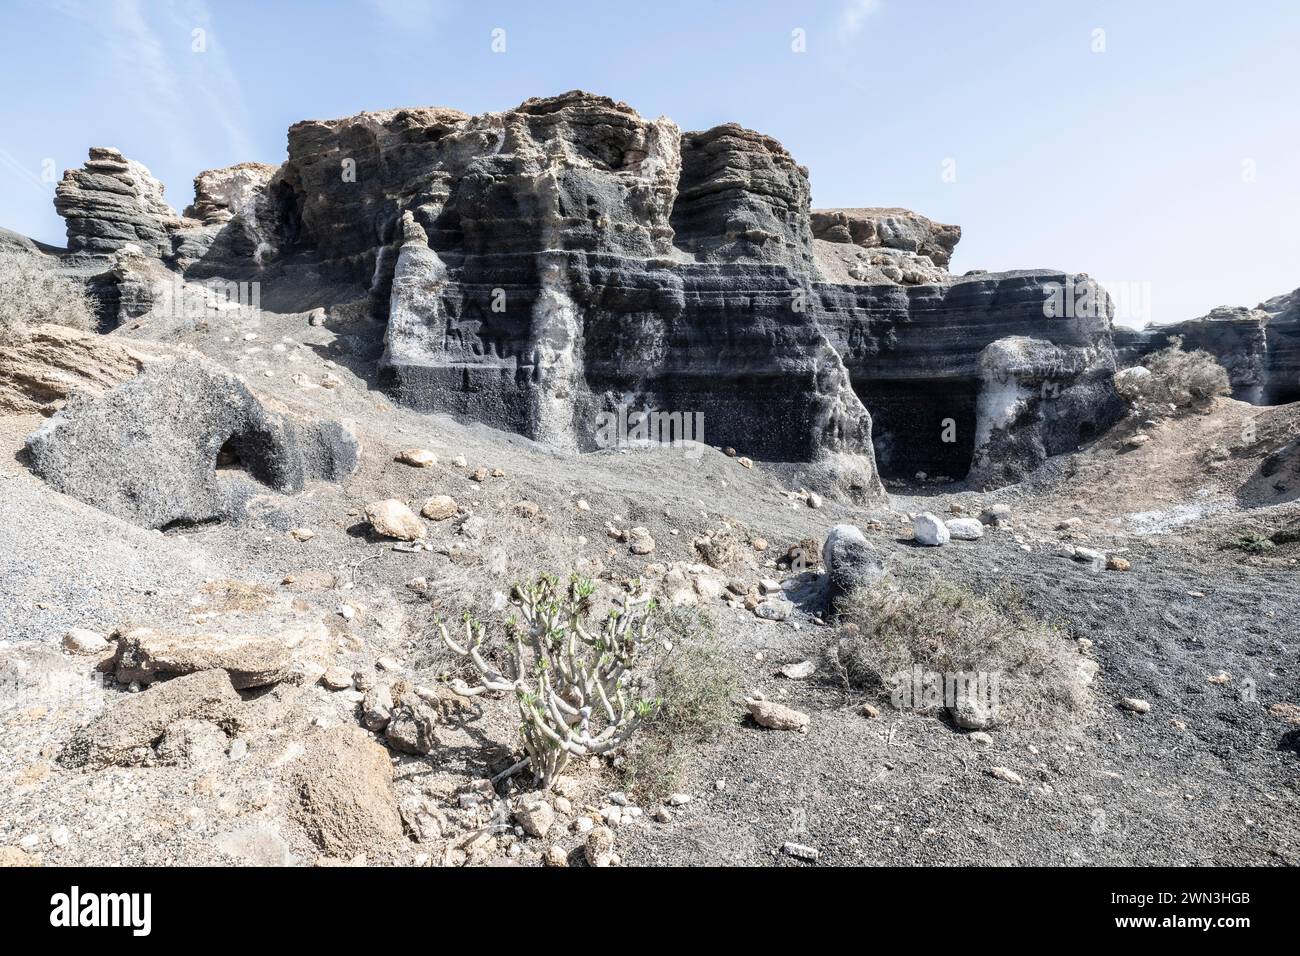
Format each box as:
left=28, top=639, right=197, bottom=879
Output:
left=835, top=579, right=1089, bottom=727
left=0, top=249, right=97, bottom=346
left=621, top=606, right=741, bottom=798
left=1115, top=335, right=1231, bottom=410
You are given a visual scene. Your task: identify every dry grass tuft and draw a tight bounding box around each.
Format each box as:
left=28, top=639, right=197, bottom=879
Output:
left=621, top=606, right=741, bottom=798
left=835, top=578, right=1090, bottom=727
left=0, top=249, right=98, bottom=346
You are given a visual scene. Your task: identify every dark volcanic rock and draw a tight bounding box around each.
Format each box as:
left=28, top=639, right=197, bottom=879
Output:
left=45, top=91, right=1133, bottom=493
left=1115, top=287, right=1300, bottom=406
left=54, top=147, right=182, bottom=257
left=25, top=358, right=359, bottom=528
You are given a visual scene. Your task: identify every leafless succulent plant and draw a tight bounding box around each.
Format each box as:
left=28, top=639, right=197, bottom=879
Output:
left=438, top=574, right=659, bottom=790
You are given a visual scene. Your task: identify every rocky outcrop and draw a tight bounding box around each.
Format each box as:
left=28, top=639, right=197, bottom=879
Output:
left=0, top=323, right=156, bottom=414
left=54, top=148, right=183, bottom=257
left=1115, top=287, right=1300, bottom=406
left=811, top=207, right=960, bottom=285
left=25, top=358, right=359, bottom=528
left=44, top=91, right=1133, bottom=492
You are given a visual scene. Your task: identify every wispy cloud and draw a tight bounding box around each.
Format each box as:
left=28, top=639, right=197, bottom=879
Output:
left=365, top=0, right=449, bottom=33
left=839, top=0, right=882, bottom=40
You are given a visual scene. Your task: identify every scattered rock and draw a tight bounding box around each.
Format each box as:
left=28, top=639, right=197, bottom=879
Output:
left=289, top=527, right=316, bottom=542
left=950, top=695, right=995, bottom=730
left=780, top=660, right=815, bottom=680
left=585, top=826, right=616, bottom=867
left=514, top=500, right=540, bottom=519
left=321, top=666, right=354, bottom=691
left=1106, top=556, right=1131, bottom=571
left=361, top=684, right=393, bottom=731
left=737, top=457, right=753, bottom=469
left=979, top=504, right=1012, bottom=527
left=420, top=494, right=458, bottom=520
left=627, top=527, right=656, bottom=555
left=515, top=800, right=556, bottom=838
left=988, top=767, right=1024, bottom=786
left=1269, top=702, right=1300, bottom=725
left=912, top=512, right=950, bottom=546
left=781, top=841, right=820, bottom=862
left=543, top=845, right=569, bottom=867
left=667, top=793, right=692, bottom=807
left=860, top=703, right=881, bottom=718
left=365, top=499, right=425, bottom=540
left=746, top=698, right=809, bottom=731
left=384, top=700, right=438, bottom=755
left=470, top=466, right=488, bottom=482
left=395, top=448, right=437, bottom=467
left=969, top=731, right=994, bottom=747
left=62, top=628, right=110, bottom=655
left=945, top=518, right=985, bottom=541
left=753, top=599, right=793, bottom=622
left=806, top=492, right=823, bottom=509
left=1119, top=697, right=1151, bottom=714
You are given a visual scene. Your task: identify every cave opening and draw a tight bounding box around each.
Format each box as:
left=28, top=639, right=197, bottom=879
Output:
left=854, top=376, right=980, bottom=483
left=214, top=431, right=279, bottom=487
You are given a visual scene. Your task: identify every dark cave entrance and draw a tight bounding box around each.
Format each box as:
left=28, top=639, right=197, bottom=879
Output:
left=214, top=431, right=280, bottom=487
left=854, top=376, right=979, bottom=482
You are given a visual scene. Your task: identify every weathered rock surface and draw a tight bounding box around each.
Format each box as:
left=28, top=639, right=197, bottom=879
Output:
left=1115, top=287, right=1300, bottom=406
left=821, top=523, right=885, bottom=612
left=59, top=669, right=241, bottom=769
left=111, top=626, right=301, bottom=688
left=25, top=357, right=359, bottom=528
left=54, top=148, right=183, bottom=257
left=291, top=725, right=403, bottom=856
left=42, top=92, right=1134, bottom=493
left=0, top=323, right=154, bottom=414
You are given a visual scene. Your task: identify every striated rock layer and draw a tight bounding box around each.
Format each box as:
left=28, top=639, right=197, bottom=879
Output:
left=1115, top=288, right=1300, bottom=406
left=46, top=91, right=1132, bottom=494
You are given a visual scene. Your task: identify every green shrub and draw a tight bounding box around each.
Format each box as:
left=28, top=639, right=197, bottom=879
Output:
left=621, top=606, right=741, bottom=799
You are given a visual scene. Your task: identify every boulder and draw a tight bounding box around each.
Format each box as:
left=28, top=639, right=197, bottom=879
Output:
left=821, top=523, right=886, bottom=610
left=912, top=513, right=950, bottom=546
left=365, top=499, right=425, bottom=540
left=291, top=726, right=403, bottom=856
left=25, top=358, right=358, bottom=529
left=746, top=698, right=809, bottom=731
left=59, top=669, right=241, bottom=769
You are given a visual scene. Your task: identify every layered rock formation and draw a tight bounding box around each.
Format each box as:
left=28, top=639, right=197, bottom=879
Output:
left=1115, top=288, right=1300, bottom=405
left=43, top=90, right=1133, bottom=495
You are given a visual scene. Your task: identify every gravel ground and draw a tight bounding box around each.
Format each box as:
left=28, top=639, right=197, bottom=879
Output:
left=2, top=302, right=1297, bottom=867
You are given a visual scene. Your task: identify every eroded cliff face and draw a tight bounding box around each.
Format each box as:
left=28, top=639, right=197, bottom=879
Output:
left=1116, top=290, right=1300, bottom=406
left=48, top=90, right=1132, bottom=496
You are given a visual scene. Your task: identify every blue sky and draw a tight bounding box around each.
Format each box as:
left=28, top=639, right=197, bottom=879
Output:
left=1, top=0, right=1296, bottom=326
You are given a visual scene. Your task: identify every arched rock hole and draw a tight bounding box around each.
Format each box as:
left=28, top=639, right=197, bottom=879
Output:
left=214, top=432, right=277, bottom=487
left=854, top=376, right=979, bottom=483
